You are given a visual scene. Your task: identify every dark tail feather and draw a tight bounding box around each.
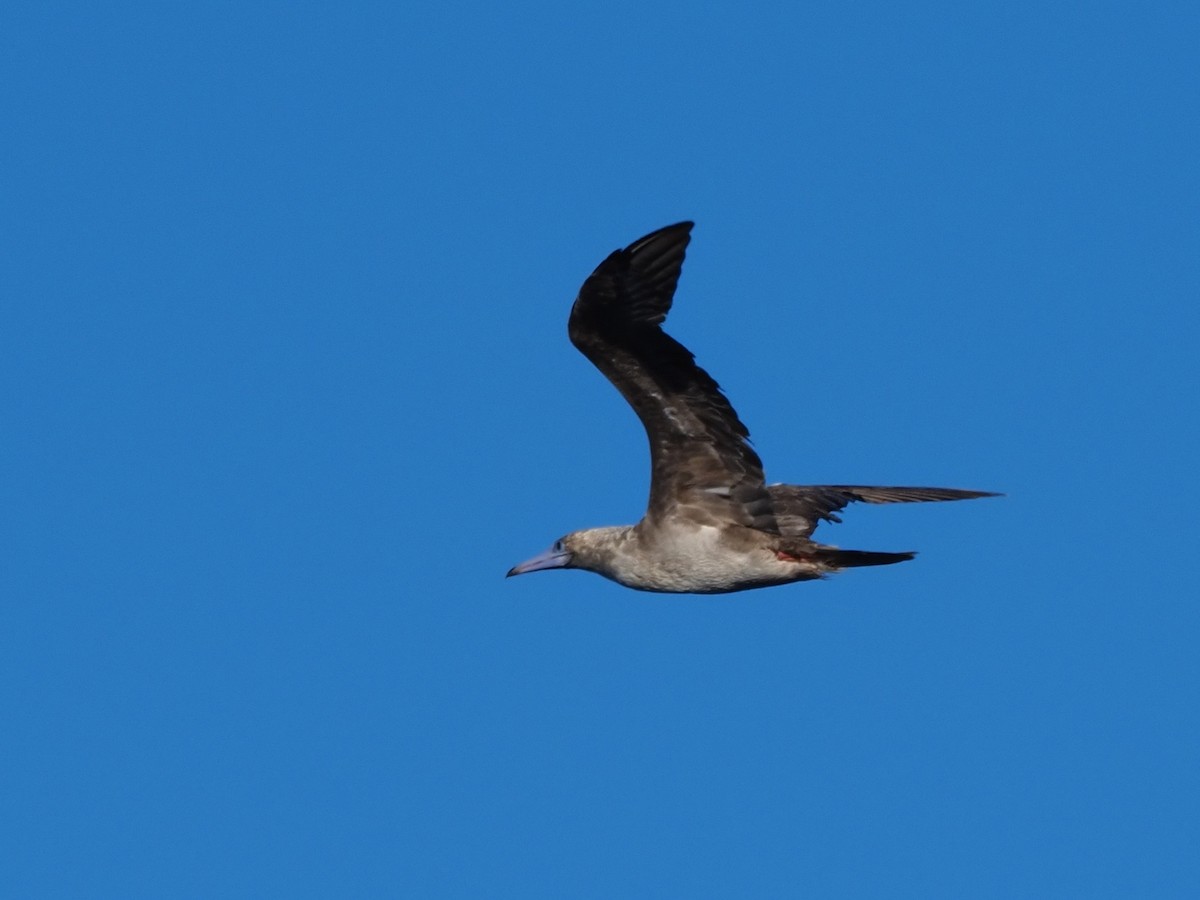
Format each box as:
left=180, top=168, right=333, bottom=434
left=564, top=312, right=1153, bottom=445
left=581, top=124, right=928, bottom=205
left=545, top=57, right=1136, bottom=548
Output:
left=813, top=548, right=916, bottom=569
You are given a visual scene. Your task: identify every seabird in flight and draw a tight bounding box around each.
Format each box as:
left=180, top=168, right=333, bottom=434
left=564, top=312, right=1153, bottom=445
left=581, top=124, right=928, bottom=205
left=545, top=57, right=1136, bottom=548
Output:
left=507, top=222, right=997, bottom=594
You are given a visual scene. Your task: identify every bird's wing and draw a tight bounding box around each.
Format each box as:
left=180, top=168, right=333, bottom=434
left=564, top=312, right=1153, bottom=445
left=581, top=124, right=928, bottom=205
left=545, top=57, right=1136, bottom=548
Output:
left=568, top=222, right=775, bottom=531
left=768, top=484, right=1000, bottom=537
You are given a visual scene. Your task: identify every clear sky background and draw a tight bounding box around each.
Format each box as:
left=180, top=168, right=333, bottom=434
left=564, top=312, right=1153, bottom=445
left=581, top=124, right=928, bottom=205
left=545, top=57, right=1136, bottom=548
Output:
left=3, top=1, right=1197, bottom=897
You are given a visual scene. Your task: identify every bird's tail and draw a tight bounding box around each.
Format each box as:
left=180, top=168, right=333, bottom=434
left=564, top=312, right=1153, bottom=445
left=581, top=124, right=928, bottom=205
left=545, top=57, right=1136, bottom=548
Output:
left=811, top=547, right=916, bottom=569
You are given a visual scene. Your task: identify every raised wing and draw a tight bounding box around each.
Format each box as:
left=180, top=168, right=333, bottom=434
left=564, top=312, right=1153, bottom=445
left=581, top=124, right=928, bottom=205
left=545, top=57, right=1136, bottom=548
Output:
left=567, top=223, right=774, bottom=530
left=768, top=484, right=1000, bottom=537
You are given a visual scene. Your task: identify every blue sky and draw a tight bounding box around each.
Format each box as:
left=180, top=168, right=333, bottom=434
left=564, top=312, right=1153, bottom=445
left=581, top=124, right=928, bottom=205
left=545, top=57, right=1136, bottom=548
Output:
left=3, top=1, right=1197, bottom=896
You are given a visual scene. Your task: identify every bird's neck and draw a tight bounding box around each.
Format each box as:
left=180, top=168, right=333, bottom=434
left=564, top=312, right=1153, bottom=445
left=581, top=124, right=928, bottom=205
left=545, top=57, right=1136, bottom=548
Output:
left=572, top=525, right=637, bottom=580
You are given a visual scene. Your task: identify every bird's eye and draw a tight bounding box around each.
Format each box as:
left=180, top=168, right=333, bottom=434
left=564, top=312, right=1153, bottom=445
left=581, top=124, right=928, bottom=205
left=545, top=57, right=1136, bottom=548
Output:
left=553, top=539, right=564, bottom=553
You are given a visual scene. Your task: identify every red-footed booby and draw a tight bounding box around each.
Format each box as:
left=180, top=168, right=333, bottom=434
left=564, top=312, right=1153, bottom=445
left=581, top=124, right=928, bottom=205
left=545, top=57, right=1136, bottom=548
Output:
left=507, top=222, right=997, bottom=594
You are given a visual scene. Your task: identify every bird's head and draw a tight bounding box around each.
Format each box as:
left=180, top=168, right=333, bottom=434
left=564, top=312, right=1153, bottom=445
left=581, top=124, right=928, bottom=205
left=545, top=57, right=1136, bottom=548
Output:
left=506, top=534, right=578, bottom=578
left=506, top=526, right=631, bottom=581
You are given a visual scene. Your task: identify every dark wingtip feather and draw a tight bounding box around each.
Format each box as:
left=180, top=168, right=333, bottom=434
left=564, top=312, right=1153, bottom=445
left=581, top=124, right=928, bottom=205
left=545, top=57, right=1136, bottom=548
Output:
left=829, top=486, right=1002, bottom=504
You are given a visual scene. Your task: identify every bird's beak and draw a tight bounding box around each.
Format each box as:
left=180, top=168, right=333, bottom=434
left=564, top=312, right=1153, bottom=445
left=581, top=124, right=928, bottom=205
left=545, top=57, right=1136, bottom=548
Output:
left=506, top=546, right=571, bottom=577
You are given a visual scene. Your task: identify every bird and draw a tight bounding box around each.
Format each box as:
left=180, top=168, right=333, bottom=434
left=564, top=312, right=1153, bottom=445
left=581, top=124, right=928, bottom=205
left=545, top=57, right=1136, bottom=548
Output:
left=507, top=222, right=997, bottom=594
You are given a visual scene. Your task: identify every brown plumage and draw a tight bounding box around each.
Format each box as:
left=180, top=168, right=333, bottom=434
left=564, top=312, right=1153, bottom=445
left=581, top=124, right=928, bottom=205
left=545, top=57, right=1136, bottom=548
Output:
left=507, top=222, right=998, bottom=594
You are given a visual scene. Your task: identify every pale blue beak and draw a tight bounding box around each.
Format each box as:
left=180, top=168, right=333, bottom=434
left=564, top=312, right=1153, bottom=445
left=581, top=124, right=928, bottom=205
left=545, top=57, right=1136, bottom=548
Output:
left=506, top=545, right=571, bottom=577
